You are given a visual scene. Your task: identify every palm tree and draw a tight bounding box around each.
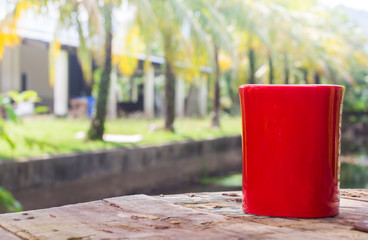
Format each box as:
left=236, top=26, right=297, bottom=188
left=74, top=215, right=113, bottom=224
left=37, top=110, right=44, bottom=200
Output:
left=289, top=6, right=353, bottom=85
left=1, top=0, right=121, bottom=140
left=87, top=1, right=114, bottom=139
left=133, top=0, right=212, bottom=131
left=222, top=0, right=269, bottom=85
left=189, top=0, right=235, bottom=128
left=52, top=0, right=119, bottom=139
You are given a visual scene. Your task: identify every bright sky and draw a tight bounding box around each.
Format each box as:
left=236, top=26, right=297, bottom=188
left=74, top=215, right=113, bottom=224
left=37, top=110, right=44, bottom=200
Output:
left=320, top=0, right=368, bottom=11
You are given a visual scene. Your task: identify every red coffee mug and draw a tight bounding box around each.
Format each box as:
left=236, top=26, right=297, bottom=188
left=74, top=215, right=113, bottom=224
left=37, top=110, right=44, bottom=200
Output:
left=239, top=84, right=345, bottom=218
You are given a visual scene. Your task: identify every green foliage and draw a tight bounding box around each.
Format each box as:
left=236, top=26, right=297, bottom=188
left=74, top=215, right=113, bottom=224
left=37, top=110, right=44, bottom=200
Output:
left=35, top=106, right=49, bottom=114
left=340, top=162, right=368, bottom=188
left=0, top=94, right=18, bottom=148
left=8, top=90, right=40, bottom=104
left=200, top=163, right=368, bottom=189
left=0, top=94, right=18, bottom=123
left=344, top=67, right=368, bottom=112
left=0, top=118, right=15, bottom=149
left=0, top=91, right=41, bottom=149
left=201, top=173, right=242, bottom=187
left=0, top=187, right=22, bottom=212
left=24, top=137, right=58, bottom=151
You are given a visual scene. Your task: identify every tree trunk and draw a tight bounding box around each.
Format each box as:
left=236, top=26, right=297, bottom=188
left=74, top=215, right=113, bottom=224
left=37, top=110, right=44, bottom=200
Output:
left=130, top=76, right=135, bottom=101
left=212, top=44, right=220, bottom=128
left=88, top=3, right=112, bottom=140
left=248, top=47, right=255, bottom=84
left=164, top=61, right=176, bottom=131
left=268, top=52, right=274, bottom=84
left=284, top=54, right=289, bottom=84
left=303, top=69, right=308, bottom=84
left=314, top=72, right=321, bottom=84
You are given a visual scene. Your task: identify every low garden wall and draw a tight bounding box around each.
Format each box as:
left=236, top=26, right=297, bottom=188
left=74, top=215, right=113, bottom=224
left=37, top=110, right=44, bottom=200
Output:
left=0, top=136, right=242, bottom=210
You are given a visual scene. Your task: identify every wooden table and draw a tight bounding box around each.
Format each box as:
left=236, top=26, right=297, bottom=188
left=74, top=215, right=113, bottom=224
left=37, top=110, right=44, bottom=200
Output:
left=0, top=189, right=367, bottom=239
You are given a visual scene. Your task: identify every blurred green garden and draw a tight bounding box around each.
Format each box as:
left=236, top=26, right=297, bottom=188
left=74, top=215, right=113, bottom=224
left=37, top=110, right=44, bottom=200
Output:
left=0, top=0, right=368, bottom=211
left=0, top=0, right=367, bottom=157
left=0, top=116, right=241, bottom=159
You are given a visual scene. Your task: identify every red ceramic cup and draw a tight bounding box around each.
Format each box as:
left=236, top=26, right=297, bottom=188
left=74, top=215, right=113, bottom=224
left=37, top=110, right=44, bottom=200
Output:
left=239, top=84, right=345, bottom=218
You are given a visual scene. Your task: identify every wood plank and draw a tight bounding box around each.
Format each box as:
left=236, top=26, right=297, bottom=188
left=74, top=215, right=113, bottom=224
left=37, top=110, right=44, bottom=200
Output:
left=341, top=189, right=368, bottom=202
left=0, top=227, right=20, bottom=239
left=0, top=195, right=236, bottom=239
left=156, top=191, right=368, bottom=239
left=0, top=190, right=367, bottom=239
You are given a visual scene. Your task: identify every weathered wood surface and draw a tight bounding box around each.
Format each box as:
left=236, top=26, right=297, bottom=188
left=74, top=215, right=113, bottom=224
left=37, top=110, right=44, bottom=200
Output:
left=0, top=189, right=367, bottom=239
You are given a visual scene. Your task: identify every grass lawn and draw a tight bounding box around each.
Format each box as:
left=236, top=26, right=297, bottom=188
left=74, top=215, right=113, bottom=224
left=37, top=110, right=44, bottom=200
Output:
left=0, top=115, right=241, bottom=160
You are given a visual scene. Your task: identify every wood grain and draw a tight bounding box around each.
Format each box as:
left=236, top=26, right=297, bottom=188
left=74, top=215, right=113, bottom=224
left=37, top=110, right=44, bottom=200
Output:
left=0, top=190, right=367, bottom=239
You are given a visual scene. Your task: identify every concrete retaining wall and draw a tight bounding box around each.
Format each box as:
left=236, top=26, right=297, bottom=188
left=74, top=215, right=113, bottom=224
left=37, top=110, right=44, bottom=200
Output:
left=0, top=136, right=242, bottom=210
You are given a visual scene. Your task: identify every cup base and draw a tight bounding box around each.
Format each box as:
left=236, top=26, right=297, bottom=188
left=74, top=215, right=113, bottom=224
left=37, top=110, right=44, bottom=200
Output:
left=243, top=210, right=339, bottom=219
